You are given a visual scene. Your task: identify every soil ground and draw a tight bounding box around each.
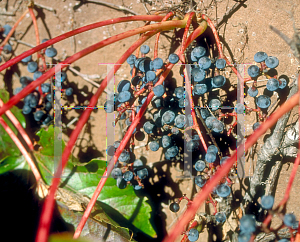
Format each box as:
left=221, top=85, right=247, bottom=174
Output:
left=1, top=0, right=300, bottom=241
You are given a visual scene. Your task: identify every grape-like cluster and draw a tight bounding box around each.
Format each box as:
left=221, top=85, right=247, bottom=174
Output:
left=12, top=38, right=76, bottom=126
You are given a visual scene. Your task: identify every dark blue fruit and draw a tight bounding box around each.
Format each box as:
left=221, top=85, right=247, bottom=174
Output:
left=168, top=53, right=179, bottom=64
left=215, top=58, right=226, bottom=69
left=45, top=47, right=57, bottom=58
left=265, top=56, right=279, bottom=68
left=254, top=51, right=268, bottom=63
left=247, top=65, right=260, bottom=78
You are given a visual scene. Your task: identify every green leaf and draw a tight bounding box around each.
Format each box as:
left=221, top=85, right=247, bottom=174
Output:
left=1, top=125, right=156, bottom=237
left=49, top=233, right=91, bottom=242
left=0, top=89, right=26, bottom=157
left=0, top=156, right=29, bottom=174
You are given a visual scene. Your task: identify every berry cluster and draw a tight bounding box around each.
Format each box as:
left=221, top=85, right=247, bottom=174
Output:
left=14, top=39, right=74, bottom=125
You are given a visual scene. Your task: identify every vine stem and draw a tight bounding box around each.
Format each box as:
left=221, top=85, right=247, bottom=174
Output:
left=36, top=16, right=187, bottom=241
left=0, top=98, right=34, bottom=150
left=0, top=117, right=41, bottom=181
left=0, top=15, right=165, bottom=72
left=182, top=63, right=208, bottom=152
left=163, top=91, right=300, bottom=242
left=0, top=8, right=29, bottom=50
left=73, top=18, right=208, bottom=239
left=201, top=14, right=244, bottom=102
left=0, top=19, right=186, bottom=118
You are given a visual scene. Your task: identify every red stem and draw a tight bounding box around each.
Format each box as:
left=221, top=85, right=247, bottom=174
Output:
left=37, top=28, right=164, bottom=242
left=73, top=19, right=208, bottom=239
left=180, top=13, right=195, bottom=52
left=0, top=117, right=41, bottom=181
left=28, top=8, right=40, bottom=58
left=0, top=19, right=186, bottom=118
left=0, top=15, right=165, bottom=72
left=163, top=91, right=300, bottom=242
left=0, top=98, right=34, bottom=150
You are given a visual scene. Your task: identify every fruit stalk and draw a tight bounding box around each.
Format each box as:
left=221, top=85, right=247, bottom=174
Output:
left=0, top=15, right=165, bottom=72
left=0, top=117, right=41, bottom=181
left=163, top=90, right=300, bottom=242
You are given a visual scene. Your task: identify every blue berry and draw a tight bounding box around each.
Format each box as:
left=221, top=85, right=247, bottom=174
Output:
left=254, top=51, right=268, bottom=63
left=21, top=53, right=32, bottom=63
left=266, top=78, right=279, bottom=91
left=168, top=53, right=179, bottom=64
left=256, top=95, right=271, bottom=109
left=247, top=65, right=260, bottom=78
left=22, top=105, right=32, bottom=115
left=195, top=175, right=206, bottom=187
left=220, top=156, right=229, bottom=165
left=3, top=24, right=12, bottom=36
left=207, top=145, right=218, bottom=154
left=149, top=141, right=159, bottom=151
left=205, top=116, right=217, bottom=129
left=117, top=90, right=131, bottom=103
left=253, top=122, right=260, bottom=131
left=215, top=212, right=226, bottom=223
left=45, top=47, right=57, bottom=58
left=284, top=213, right=296, bottom=227
left=153, top=85, right=165, bottom=97
left=278, top=239, right=289, bottom=242
left=65, top=87, right=73, bottom=96
left=174, top=87, right=185, bottom=99
left=247, top=87, right=258, bottom=97
left=3, top=44, right=12, bottom=53
left=187, top=139, right=199, bottom=152
left=42, top=38, right=49, bottom=43
left=117, top=80, right=131, bottom=93
left=146, top=71, right=156, bottom=82
left=13, top=87, right=23, bottom=95
left=104, top=100, right=114, bottom=113
left=200, top=109, right=211, bottom=120
left=212, top=75, right=226, bottom=88
left=265, top=56, right=279, bottom=68
left=209, top=99, right=221, bottom=111
left=162, top=110, right=176, bottom=125
left=140, top=45, right=150, bottom=54
left=137, top=168, right=148, bottom=179
left=127, top=54, right=136, bottom=65
left=111, top=168, right=122, bottom=179
left=193, top=83, right=207, bottom=95
left=205, top=152, right=216, bottom=163
left=55, top=71, right=67, bottom=82
left=279, top=78, right=287, bottom=89
left=33, top=71, right=43, bottom=80
left=152, top=58, right=164, bottom=70
left=133, top=159, right=143, bottom=169
left=188, top=229, right=199, bottom=242
left=45, top=101, right=52, bottom=111
left=195, top=160, right=206, bottom=172
left=161, top=135, right=172, bottom=148
left=169, top=202, right=180, bottom=213
left=198, top=56, right=211, bottom=70
left=143, top=121, right=155, bottom=134
left=41, top=83, right=51, bottom=93
left=34, top=110, right=45, bottom=122
left=239, top=215, right=256, bottom=233
left=119, top=150, right=130, bottom=163
left=191, top=46, right=206, bottom=59
left=42, top=114, right=53, bottom=125
left=238, top=232, right=251, bottom=242
left=215, top=58, right=226, bottom=69
left=216, top=184, right=231, bottom=197
left=212, top=120, right=224, bottom=133
left=27, top=62, right=38, bottom=73
left=123, top=171, right=133, bottom=181
left=260, top=195, right=274, bottom=210
left=178, top=99, right=185, bottom=108
left=235, top=103, right=245, bottom=114
left=29, top=96, right=39, bottom=108
left=174, top=114, right=186, bottom=128
left=165, top=146, right=179, bottom=158
left=116, top=177, right=127, bottom=189
left=192, top=68, right=206, bottom=82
